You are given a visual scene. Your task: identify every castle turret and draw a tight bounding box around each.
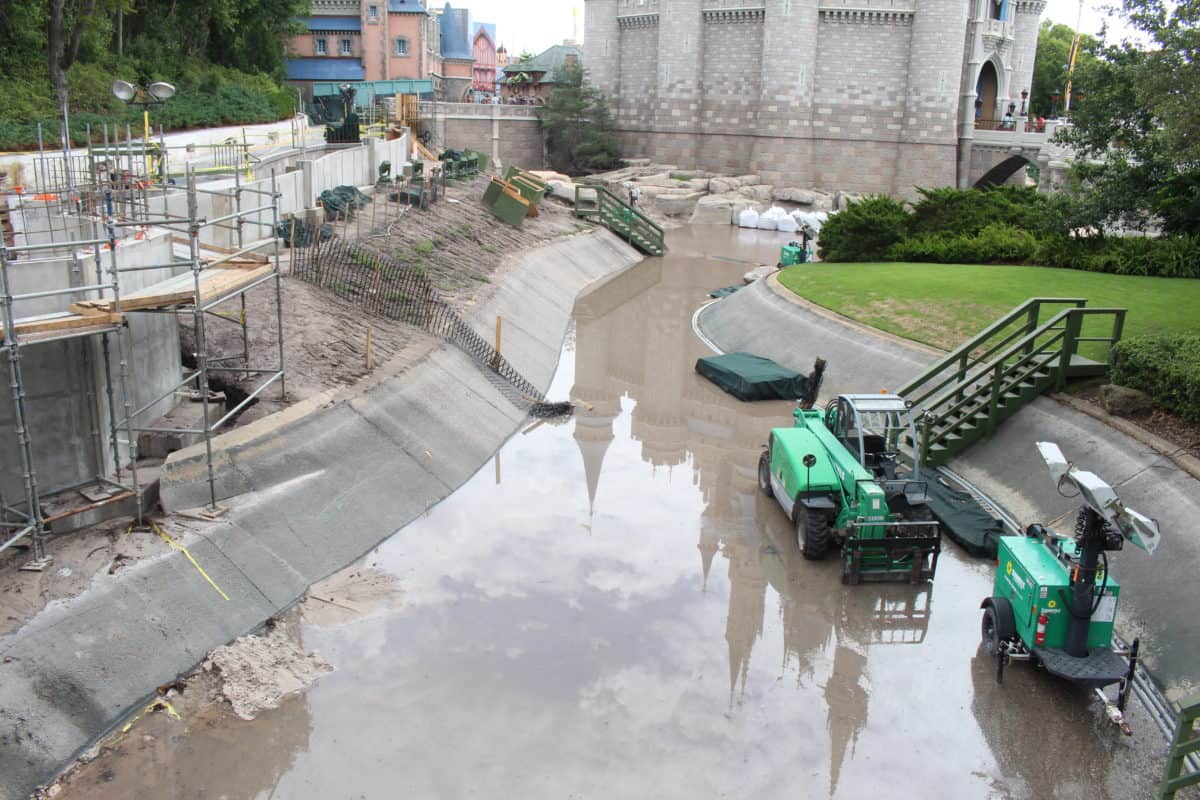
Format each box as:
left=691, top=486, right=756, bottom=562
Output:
left=894, top=0, right=970, bottom=195
left=1009, top=0, right=1046, bottom=116
left=582, top=0, right=620, bottom=98
left=752, top=0, right=818, bottom=185
left=653, top=0, right=703, bottom=165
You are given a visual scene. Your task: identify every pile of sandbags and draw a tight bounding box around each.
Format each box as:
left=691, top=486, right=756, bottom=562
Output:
left=791, top=210, right=829, bottom=233
left=738, top=208, right=760, bottom=228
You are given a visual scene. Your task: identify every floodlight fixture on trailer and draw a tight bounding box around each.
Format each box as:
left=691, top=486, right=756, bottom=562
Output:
left=111, top=80, right=176, bottom=176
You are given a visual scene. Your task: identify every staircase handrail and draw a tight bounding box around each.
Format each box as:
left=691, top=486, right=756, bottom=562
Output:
left=574, top=184, right=665, bottom=254
left=918, top=306, right=1126, bottom=415
left=917, top=307, right=1127, bottom=458
left=900, top=297, right=1087, bottom=401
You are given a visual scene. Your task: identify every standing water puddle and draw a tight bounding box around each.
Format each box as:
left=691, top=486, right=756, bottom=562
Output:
left=51, top=227, right=1161, bottom=799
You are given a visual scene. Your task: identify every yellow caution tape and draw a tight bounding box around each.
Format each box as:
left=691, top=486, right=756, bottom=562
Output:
left=152, top=521, right=231, bottom=601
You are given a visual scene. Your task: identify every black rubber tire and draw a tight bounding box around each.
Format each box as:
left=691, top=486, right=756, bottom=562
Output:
left=981, top=598, right=1017, bottom=655
left=981, top=606, right=1001, bottom=655
left=758, top=451, right=772, bottom=496
left=797, top=507, right=833, bottom=561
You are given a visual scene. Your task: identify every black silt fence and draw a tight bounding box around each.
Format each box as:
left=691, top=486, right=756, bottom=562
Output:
left=291, top=239, right=546, bottom=408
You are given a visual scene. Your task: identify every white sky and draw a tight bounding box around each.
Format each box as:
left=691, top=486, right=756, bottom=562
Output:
left=470, top=0, right=1137, bottom=57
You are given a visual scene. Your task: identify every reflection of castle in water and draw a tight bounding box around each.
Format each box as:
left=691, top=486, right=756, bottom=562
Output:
left=570, top=255, right=932, bottom=796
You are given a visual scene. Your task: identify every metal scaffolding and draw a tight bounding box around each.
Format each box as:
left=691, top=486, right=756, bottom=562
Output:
left=0, top=157, right=286, bottom=567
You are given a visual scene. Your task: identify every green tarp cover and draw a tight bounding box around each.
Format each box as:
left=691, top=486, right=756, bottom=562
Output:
left=695, top=352, right=811, bottom=401
left=709, top=285, right=743, bottom=299
left=925, top=476, right=1004, bottom=558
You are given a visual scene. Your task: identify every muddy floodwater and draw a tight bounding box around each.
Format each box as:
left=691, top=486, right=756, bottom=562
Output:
left=53, top=227, right=1164, bottom=799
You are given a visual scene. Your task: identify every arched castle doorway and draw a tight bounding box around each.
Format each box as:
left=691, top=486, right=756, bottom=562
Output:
left=976, top=62, right=999, bottom=126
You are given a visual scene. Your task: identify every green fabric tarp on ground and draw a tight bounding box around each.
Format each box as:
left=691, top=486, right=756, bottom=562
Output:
left=695, top=352, right=812, bottom=401
left=925, top=475, right=1005, bottom=558
left=709, top=285, right=743, bottom=299
left=320, top=185, right=372, bottom=221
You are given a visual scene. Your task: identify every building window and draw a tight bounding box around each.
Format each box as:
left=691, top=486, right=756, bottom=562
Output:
left=393, top=37, right=409, bottom=56
left=315, top=37, right=327, bottom=55
left=368, top=4, right=379, bottom=20
left=340, top=38, right=353, bottom=56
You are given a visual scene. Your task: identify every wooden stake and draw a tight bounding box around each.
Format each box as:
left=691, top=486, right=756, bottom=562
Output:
left=372, top=262, right=384, bottom=313
left=355, top=202, right=362, bottom=240
left=493, top=316, right=502, bottom=369
left=371, top=191, right=377, bottom=232
left=288, top=217, right=297, bottom=275
left=494, top=452, right=501, bottom=485
left=365, top=326, right=374, bottom=370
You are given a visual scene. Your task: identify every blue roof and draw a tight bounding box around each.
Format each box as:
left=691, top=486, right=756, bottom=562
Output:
left=440, top=4, right=473, bottom=60
left=388, top=0, right=426, bottom=11
left=285, top=58, right=366, bottom=82
left=302, top=16, right=361, bottom=32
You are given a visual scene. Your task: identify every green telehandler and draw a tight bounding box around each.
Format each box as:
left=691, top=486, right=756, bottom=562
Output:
left=758, top=393, right=941, bottom=584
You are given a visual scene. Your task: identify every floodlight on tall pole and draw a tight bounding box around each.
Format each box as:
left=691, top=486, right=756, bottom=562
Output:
left=111, top=79, right=175, bottom=177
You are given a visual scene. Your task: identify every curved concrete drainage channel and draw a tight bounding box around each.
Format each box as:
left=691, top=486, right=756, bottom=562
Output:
left=697, top=277, right=1200, bottom=715
left=0, top=229, right=643, bottom=800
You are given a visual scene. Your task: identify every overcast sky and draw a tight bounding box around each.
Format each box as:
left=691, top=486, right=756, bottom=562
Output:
left=471, top=0, right=1136, bottom=58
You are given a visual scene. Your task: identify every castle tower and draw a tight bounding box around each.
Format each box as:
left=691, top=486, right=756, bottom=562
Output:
left=1009, top=0, right=1046, bottom=114
left=582, top=0, right=620, bottom=98
left=750, top=0, right=818, bottom=184
left=894, top=0, right=970, bottom=194
left=653, top=0, right=704, bottom=165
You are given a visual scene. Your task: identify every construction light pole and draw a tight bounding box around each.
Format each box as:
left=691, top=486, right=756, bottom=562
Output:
left=111, top=80, right=176, bottom=178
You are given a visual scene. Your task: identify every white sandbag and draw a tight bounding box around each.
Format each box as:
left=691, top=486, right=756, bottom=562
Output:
left=776, top=215, right=799, bottom=233
left=738, top=208, right=760, bottom=228
left=764, top=205, right=788, bottom=221
left=756, top=215, right=778, bottom=230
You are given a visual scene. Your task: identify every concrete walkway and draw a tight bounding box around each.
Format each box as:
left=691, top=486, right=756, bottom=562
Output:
left=698, top=276, right=1200, bottom=702
left=0, top=229, right=642, bottom=800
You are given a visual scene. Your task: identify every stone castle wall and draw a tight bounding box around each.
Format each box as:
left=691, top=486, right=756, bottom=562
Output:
left=585, top=0, right=1034, bottom=197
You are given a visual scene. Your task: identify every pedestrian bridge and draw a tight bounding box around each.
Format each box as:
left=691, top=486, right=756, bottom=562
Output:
left=964, top=120, right=1074, bottom=190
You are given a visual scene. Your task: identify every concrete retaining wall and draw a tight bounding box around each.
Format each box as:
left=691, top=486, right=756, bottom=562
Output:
left=0, top=228, right=642, bottom=800
left=420, top=103, right=544, bottom=171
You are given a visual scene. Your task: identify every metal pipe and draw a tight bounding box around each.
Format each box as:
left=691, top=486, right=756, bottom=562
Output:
left=6, top=237, right=110, bottom=253
left=106, top=192, right=142, bottom=526
left=12, top=281, right=115, bottom=301
left=206, top=205, right=274, bottom=227
left=0, top=525, right=35, bottom=556
left=211, top=371, right=283, bottom=431
left=270, top=170, right=287, bottom=400
left=123, top=370, right=203, bottom=422
left=188, top=169, right=219, bottom=511
left=0, top=245, right=47, bottom=560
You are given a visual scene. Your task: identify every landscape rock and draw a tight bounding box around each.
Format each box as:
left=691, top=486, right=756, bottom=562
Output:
left=835, top=191, right=866, bottom=211
left=774, top=187, right=835, bottom=209
left=739, top=184, right=775, bottom=203
left=734, top=174, right=762, bottom=187
left=652, top=190, right=705, bottom=218
left=743, top=265, right=778, bottom=284
left=708, top=177, right=738, bottom=194
left=690, top=195, right=735, bottom=225
left=1100, top=384, right=1155, bottom=417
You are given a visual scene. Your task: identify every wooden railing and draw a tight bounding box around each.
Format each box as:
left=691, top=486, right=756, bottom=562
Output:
left=900, top=298, right=1126, bottom=466
left=574, top=185, right=665, bottom=256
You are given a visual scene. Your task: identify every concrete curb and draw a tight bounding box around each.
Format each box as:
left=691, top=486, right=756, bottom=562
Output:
left=0, top=229, right=643, bottom=800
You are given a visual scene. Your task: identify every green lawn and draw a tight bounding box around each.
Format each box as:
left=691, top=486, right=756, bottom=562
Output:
left=778, top=262, right=1200, bottom=353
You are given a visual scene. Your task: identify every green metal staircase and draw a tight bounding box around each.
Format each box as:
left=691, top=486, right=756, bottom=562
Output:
left=900, top=298, right=1127, bottom=467
left=574, top=185, right=665, bottom=256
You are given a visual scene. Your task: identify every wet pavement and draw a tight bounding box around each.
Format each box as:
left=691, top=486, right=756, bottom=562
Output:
left=50, top=227, right=1166, bottom=799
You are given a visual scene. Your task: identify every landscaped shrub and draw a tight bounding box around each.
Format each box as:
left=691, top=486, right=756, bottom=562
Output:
left=1111, top=334, right=1200, bottom=421
left=1035, top=235, right=1200, bottom=278
left=908, top=185, right=1058, bottom=237
left=818, top=195, right=911, bottom=262
left=887, top=223, right=1037, bottom=264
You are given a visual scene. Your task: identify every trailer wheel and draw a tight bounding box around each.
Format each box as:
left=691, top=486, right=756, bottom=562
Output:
left=797, top=507, right=832, bottom=560
left=758, top=451, right=772, bottom=496
left=980, top=598, right=1016, bottom=656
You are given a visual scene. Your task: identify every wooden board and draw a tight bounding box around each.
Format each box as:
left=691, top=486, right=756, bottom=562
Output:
left=77, top=265, right=274, bottom=313
left=2, top=310, right=123, bottom=344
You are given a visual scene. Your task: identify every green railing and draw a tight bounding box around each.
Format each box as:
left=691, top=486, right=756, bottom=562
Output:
left=1160, top=693, right=1200, bottom=799
left=575, top=185, right=665, bottom=256
left=901, top=298, right=1126, bottom=466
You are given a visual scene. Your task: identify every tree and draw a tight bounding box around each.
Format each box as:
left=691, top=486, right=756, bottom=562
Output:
left=1060, top=0, right=1200, bottom=235
left=47, top=0, right=111, bottom=111
left=539, top=62, right=622, bottom=175
left=1030, top=21, right=1098, bottom=117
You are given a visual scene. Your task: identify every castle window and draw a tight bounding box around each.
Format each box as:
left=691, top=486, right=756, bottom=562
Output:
left=315, top=37, right=328, bottom=55
left=368, top=4, right=379, bottom=21
left=394, top=37, right=410, bottom=56
left=340, top=38, right=353, bottom=55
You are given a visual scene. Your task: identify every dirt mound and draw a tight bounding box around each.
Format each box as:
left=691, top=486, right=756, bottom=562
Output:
left=203, top=622, right=333, bottom=720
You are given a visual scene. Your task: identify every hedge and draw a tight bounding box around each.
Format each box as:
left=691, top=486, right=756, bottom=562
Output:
left=817, top=195, right=909, bottom=262
left=1110, top=334, right=1200, bottom=421
left=1035, top=234, right=1200, bottom=278
left=887, top=223, right=1037, bottom=264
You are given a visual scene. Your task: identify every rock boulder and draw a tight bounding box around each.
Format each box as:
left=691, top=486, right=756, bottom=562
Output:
left=1100, top=384, right=1155, bottom=417
left=690, top=195, right=735, bottom=225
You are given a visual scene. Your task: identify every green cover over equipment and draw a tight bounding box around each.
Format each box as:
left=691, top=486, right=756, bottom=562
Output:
left=925, top=476, right=1004, bottom=558
left=695, top=352, right=813, bottom=402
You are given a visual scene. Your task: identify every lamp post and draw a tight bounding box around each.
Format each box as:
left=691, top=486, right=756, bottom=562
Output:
left=111, top=80, right=175, bottom=177
left=1020, top=89, right=1028, bottom=115
left=1050, top=92, right=1061, bottom=118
